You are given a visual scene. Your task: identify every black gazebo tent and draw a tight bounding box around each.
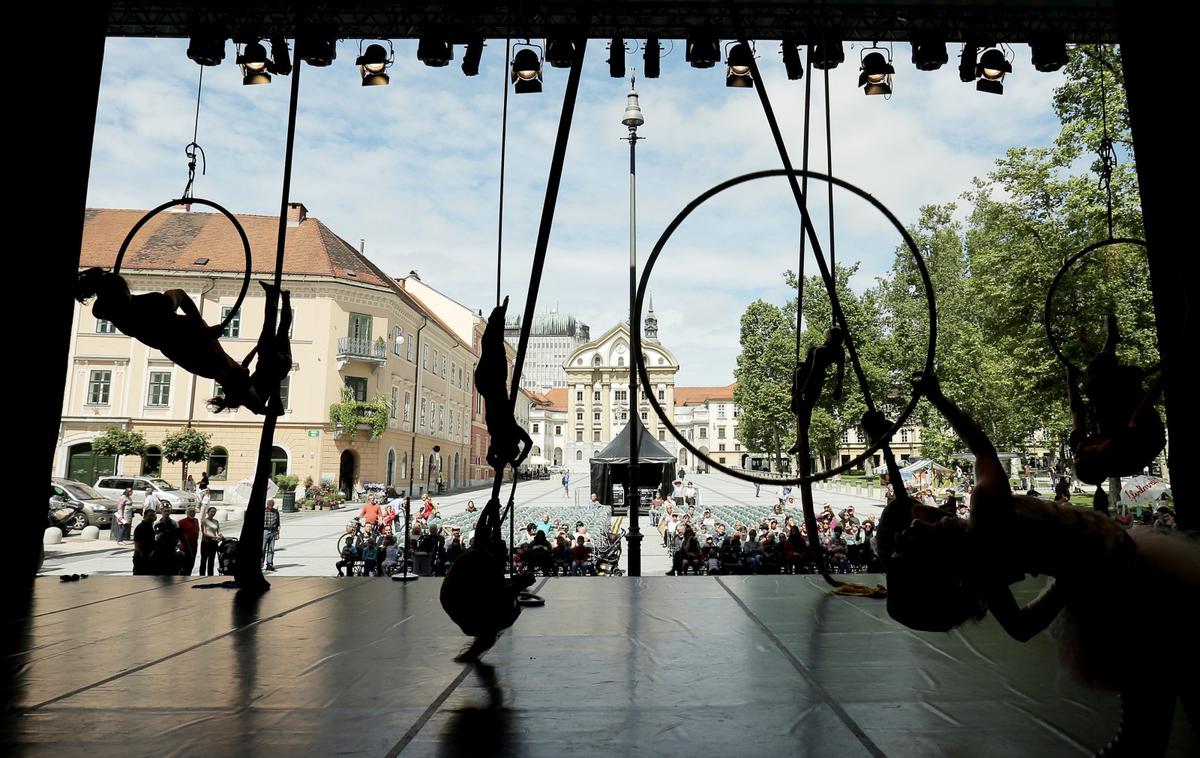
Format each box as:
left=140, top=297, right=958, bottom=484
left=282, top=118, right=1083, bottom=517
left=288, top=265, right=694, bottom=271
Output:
left=589, top=417, right=676, bottom=512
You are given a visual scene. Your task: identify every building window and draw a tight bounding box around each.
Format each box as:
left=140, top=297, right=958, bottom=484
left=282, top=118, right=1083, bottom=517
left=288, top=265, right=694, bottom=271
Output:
left=270, top=445, right=289, bottom=477
left=841, top=430, right=850, bottom=444
left=442, top=356, right=447, bottom=377
left=147, top=371, right=171, bottom=407
left=593, top=412, right=601, bottom=422
left=393, top=327, right=404, bottom=356
left=617, top=357, right=625, bottom=367
left=576, top=430, right=583, bottom=442
left=576, top=391, right=584, bottom=402
left=348, top=312, right=371, bottom=342
left=658, top=429, right=666, bottom=441
left=279, top=376, right=290, bottom=410
left=640, top=411, right=648, bottom=421
left=699, top=428, right=707, bottom=439
left=718, top=443, right=727, bottom=452
left=576, top=450, right=583, bottom=460
left=620, top=412, right=627, bottom=421
left=734, top=406, right=742, bottom=418
left=208, top=446, right=229, bottom=480
left=900, top=429, right=909, bottom=443
left=554, top=425, right=561, bottom=436
left=658, top=389, right=665, bottom=401
left=390, top=386, right=399, bottom=419
left=593, top=390, right=601, bottom=402
left=532, top=423, right=540, bottom=434
left=404, top=391, right=412, bottom=422
left=615, top=390, right=626, bottom=402
left=142, top=445, right=162, bottom=476
left=221, top=306, right=240, bottom=338
left=718, top=427, right=727, bottom=439
left=407, top=333, right=414, bottom=361
left=439, top=407, right=445, bottom=432
left=95, top=319, right=115, bottom=334
left=593, top=430, right=601, bottom=442
left=421, top=398, right=427, bottom=426
left=717, top=404, right=726, bottom=419
left=345, top=377, right=368, bottom=402
left=87, top=370, right=111, bottom=405
left=576, top=412, right=583, bottom=422
left=423, top=345, right=429, bottom=369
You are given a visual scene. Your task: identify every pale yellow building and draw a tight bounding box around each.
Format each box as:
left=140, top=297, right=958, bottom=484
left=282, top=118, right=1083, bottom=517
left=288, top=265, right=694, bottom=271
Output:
left=58, top=203, right=474, bottom=503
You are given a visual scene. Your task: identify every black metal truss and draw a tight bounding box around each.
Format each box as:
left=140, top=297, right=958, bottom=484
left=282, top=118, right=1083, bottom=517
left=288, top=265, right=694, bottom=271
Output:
left=107, top=2, right=1119, bottom=44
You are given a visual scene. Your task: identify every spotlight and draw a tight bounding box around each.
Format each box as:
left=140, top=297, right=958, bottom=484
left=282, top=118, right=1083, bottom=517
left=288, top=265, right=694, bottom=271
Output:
left=187, top=30, right=226, bottom=66
left=958, top=44, right=978, bottom=83
left=911, top=38, right=948, bottom=71
left=781, top=38, right=803, bottom=80
left=644, top=37, right=661, bottom=78
left=976, top=47, right=1012, bottom=94
left=546, top=37, right=576, bottom=68
left=511, top=46, right=542, bottom=93
left=811, top=39, right=844, bottom=70
left=461, top=38, right=484, bottom=76
left=1030, top=33, right=1068, bottom=72
left=268, top=36, right=292, bottom=76
left=725, top=42, right=754, bottom=88
left=237, top=41, right=271, bottom=85
left=858, top=48, right=894, bottom=96
left=299, top=30, right=337, bottom=67
left=356, top=41, right=393, bottom=86
left=417, top=36, right=453, bottom=67
left=686, top=33, right=719, bottom=68
left=609, top=38, right=626, bottom=78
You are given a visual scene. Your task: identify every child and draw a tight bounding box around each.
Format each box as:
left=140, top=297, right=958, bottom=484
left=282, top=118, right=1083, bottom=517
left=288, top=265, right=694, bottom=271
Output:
left=362, top=538, right=380, bottom=576
left=335, top=541, right=358, bottom=577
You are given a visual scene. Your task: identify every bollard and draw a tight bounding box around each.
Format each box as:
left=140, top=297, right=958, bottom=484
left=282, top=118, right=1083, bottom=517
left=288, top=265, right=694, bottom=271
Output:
left=43, top=527, right=63, bottom=544
left=81, top=525, right=101, bottom=540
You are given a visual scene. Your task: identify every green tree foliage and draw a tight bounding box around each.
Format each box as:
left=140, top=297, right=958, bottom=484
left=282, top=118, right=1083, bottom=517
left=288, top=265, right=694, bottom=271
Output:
left=733, top=300, right=795, bottom=470
left=92, top=427, right=147, bottom=473
left=161, top=427, right=212, bottom=483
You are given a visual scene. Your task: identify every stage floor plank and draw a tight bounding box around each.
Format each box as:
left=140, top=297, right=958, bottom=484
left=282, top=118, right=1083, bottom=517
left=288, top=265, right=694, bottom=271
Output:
left=3, top=576, right=1195, bottom=757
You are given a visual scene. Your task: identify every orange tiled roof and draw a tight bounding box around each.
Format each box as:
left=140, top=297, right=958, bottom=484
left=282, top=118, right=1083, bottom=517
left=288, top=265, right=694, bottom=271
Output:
left=673, top=383, right=736, bottom=405
left=80, top=206, right=388, bottom=288
left=544, top=388, right=568, bottom=411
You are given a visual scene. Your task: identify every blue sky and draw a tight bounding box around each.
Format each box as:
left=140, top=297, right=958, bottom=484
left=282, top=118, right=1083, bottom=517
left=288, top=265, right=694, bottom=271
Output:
left=88, top=38, right=1064, bottom=386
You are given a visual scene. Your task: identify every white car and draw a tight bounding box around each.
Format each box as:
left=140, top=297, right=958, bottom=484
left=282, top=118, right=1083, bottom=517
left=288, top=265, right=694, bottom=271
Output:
left=94, top=475, right=201, bottom=513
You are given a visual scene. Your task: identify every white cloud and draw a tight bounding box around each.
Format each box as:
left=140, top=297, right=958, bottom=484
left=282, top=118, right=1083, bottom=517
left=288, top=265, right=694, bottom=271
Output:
left=88, top=39, right=1064, bottom=386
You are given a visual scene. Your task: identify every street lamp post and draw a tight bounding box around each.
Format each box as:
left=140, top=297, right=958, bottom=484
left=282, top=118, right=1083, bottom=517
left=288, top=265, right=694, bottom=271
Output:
left=621, top=76, right=645, bottom=576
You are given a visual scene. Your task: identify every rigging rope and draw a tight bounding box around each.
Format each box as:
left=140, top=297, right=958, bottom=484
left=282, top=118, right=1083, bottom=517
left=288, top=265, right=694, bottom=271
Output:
left=795, top=49, right=813, bottom=363
left=182, top=66, right=206, bottom=200
left=496, top=38, right=511, bottom=309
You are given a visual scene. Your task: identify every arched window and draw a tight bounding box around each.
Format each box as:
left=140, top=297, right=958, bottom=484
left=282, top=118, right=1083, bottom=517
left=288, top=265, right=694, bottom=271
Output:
left=592, top=355, right=602, bottom=366
left=270, top=446, right=289, bottom=478
left=401, top=453, right=408, bottom=481
left=208, top=446, right=229, bottom=480
left=576, top=450, right=583, bottom=460
left=142, top=445, right=162, bottom=476
left=617, top=357, right=625, bottom=367
left=418, top=455, right=424, bottom=479
left=386, top=448, right=396, bottom=485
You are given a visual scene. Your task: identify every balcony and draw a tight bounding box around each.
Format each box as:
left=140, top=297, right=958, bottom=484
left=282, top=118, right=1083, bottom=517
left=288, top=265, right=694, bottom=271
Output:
left=337, top=337, right=387, bottom=371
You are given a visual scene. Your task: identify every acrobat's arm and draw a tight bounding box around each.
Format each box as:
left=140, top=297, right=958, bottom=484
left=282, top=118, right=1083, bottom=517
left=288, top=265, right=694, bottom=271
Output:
left=981, top=580, right=1065, bottom=643
left=164, top=289, right=204, bottom=321
left=920, top=376, right=1006, bottom=491
left=512, top=425, right=533, bottom=469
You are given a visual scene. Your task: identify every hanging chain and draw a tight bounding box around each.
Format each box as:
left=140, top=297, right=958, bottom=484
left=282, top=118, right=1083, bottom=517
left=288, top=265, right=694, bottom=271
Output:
left=1095, top=45, right=1117, bottom=240
left=182, top=66, right=206, bottom=199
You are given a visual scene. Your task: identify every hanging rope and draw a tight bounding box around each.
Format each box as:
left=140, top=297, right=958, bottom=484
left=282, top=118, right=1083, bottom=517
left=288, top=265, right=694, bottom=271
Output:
left=496, top=38, right=511, bottom=308
left=794, top=49, right=813, bottom=363
left=182, top=66, right=206, bottom=199
left=1096, top=44, right=1117, bottom=240
left=823, top=59, right=837, bottom=282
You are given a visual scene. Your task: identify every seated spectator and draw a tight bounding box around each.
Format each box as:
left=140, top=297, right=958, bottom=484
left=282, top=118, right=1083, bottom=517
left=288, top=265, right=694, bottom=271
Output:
left=712, top=522, right=728, bottom=546
left=589, top=492, right=602, bottom=507
left=1154, top=508, right=1176, bottom=531
left=784, top=525, right=809, bottom=573
left=827, top=526, right=850, bottom=573
left=839, top=506, right=860, bottom=527
left=553, top=534, right=573, bottom=575
left=702, top=538, right=721, bottom=574
left=535, top=512, right=552, bottom=533
left=843, top=522, right=863, bottom=545
left=335, top=541, right=358, bottom=577
left=574, top=521, right=592, bottom=546
left=571, top=536, right=593, bottom=576
left=720, top=534, right=743, bottom=574
left=669, top=536, right=702, bottom=576
left=818, top=504, right=835, bottom=525
left=701, top=509, right=715, bottom=529
left=420, top=525, right=446, bottom=575
left=772, top=502, right=785, bottom=517
left=742, top=529, right=763, bottom=574
left=465, top=500, right=477, bottom=513
left=380, top=536, right=400, bottom=575
left=445, top=532, right=465, bottom=567
left=362, top=538, right=380, bottom=576
left=524, top=529, right=554, bottom=575
left=685, top=482, right=697, bottom=506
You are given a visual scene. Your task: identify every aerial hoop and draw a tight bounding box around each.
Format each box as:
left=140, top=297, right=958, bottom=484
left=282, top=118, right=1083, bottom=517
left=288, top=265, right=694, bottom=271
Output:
left=113, top=197, right=254, bottom=334
left=635, top=168, right=937, bottom=486
left=1043, top=237, right=1152, bottom=374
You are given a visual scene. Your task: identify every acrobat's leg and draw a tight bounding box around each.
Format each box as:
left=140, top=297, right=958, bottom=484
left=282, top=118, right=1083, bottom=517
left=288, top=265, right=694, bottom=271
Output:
left=921, top=377, right=1007, bottom=495
left=1102, top=312, right=1120, bottom=356
left=512, top=426, right=534, bottom=468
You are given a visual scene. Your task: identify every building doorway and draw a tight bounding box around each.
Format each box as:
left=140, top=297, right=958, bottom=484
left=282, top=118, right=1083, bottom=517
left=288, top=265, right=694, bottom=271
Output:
left=339, top=449, right=357, bottom=500
left=66, top=442, right=114, bottom=483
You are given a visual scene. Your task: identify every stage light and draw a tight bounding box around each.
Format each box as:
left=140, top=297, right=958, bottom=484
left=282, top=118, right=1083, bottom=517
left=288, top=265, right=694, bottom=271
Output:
left=356, top=41, right=393, bottom=86
left=546, top=37, right=576, bottom=68
left=417, top=36, right=452, bottom=67
left=1031, top=33, right=1068, bottom=72
left=912, top=38, right=948, bottom=71
left=609, top=38, right=626, bottom=78
left=511, top=46, right=542, bottom=93
left=976, top=47, right=1012, bottom=94
left=268, top=37, right=292, bottom=76
left=187, top=31, right=225, bottom=66
left=299, top=31, right=337, bottom=67
left=237, top=41, right=271, bottom=85
left=781, top=38, right=803, bottom=80
left=726, top=42, right=754, bottom=88
left=686, top=34, right=719, bottom=68
left=644, top=37, right=661, bottom=78
left=461, top=38, right=484, bottom=76
left=811, top=39, right=844, bottom=70
left=958, top=44, right=978, bottom=83
left=859, top=49, right=894, bottom=96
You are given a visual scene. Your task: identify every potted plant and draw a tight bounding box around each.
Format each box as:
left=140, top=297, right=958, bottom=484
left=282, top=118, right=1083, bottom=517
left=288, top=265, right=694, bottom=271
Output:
left=274, top=474, right=300, bottom=512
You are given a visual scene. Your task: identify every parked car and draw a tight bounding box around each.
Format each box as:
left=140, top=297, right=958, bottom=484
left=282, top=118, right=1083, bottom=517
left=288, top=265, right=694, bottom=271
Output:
left=93, top=475, right=200, bottom=513
left=50, top=478, right=117, bottom=529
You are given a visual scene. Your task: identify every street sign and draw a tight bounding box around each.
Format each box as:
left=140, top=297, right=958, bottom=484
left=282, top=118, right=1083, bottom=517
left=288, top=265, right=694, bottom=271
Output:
left=307, top=430, right=320, bottom=438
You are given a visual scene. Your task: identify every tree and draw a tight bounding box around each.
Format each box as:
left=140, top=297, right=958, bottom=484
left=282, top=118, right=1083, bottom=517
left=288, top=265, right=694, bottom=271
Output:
left=733, top=300, right=794, bottom=471
left=91, top=427, right=146, bottom=475
left=161, top=427, right=212, bottom=485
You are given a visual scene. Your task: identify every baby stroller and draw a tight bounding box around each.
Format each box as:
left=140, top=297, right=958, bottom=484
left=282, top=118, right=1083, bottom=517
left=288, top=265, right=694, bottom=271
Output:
left=217, top=538, right=239, bottom=576
left=593, top=528, right=625, bottom=576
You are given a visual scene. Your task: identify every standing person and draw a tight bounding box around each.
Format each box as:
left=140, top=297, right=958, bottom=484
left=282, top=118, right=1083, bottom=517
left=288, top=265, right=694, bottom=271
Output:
left=151, top=505, right=181, bottom=576
left=561, top=471, right=570, bottom=497
left=177, top=506, right=200, bottom=575
left=199, top=507, right=222, bottom=576
left=183, top=474, right=197, bottom=492
left=754, top=481, right=761, bottom=498
left=144, top=488, right=162, bottom=517
left=113, top=486, right=133, bottom=544
left=198, top=472, right=210, bottom=504
left=262, top=498, right=280, bottom=571
left=132, top=509, right=156, bottom=575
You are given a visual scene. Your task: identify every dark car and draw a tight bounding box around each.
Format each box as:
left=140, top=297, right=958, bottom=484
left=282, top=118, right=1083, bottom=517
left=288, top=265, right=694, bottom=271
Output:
left=50, top=478, right=118, bottom=530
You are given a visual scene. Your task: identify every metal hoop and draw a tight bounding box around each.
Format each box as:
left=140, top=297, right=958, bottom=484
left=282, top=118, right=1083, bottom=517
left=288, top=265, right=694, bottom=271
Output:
left=113, top=197, right=254, bottom=334
left=1043, top=237, right=1150, bottom=375
left=635, top=169, right=936, bottom=486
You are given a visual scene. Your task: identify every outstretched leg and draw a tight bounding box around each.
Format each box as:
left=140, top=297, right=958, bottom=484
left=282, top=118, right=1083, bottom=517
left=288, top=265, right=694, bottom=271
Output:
left=920, top=377, right=1006, bottom=495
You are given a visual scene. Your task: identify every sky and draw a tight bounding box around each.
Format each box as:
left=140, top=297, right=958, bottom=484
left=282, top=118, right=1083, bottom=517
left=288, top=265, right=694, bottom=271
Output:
left=87, top=38, right=1065, bottom=386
